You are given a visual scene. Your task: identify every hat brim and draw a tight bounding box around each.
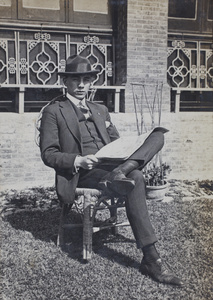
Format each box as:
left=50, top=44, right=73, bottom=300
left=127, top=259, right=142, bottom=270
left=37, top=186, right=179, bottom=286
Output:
left=58, top=70, right=99, bottom=76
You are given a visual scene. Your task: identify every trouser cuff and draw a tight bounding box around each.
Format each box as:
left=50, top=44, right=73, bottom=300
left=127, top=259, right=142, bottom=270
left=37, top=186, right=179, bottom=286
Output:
left=136, top=234, right=158, bottom=249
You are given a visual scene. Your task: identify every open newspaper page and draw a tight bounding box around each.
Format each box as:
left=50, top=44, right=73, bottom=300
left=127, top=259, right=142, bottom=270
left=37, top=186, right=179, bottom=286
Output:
left=96, top=127, right=168, bottom=161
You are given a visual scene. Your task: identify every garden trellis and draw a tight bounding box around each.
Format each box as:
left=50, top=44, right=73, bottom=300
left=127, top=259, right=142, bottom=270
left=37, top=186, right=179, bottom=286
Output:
left=131, top=81, right=165, bottom=179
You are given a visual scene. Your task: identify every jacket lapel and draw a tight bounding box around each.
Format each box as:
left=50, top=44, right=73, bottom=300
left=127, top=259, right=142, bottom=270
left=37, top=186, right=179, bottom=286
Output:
left=87, top=102, right=111, bottom=144
left=59, top=99, right=82, bottom=147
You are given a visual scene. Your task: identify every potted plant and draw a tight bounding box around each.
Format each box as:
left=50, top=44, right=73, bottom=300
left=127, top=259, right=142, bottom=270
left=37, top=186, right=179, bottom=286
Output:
left=143, top=162, right=171, bottom=201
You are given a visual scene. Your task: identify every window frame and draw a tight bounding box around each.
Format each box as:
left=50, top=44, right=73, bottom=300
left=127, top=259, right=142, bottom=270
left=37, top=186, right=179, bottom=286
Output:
left=168, top=0, right=213, bottom=34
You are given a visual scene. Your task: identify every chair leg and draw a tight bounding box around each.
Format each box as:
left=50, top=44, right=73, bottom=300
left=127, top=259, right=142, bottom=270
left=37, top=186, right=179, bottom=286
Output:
left=83, top=198, right=94, bottom=261
left=110, top=197, right=118, bottom=235
left=57, top=204, right=68, bottom=248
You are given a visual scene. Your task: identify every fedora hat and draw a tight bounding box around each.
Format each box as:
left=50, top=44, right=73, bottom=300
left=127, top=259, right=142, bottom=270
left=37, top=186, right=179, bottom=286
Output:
left=58, top=55, right=99, bottom=76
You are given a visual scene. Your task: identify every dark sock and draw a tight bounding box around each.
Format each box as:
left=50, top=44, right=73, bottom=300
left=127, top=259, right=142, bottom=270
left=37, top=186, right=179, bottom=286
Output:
left=142, top=244, right=160, bottom=263
left=113, top=159, right=139, bottom=176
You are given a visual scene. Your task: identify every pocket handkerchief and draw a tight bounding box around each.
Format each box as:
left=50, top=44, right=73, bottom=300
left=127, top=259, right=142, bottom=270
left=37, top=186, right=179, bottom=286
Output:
left=105, top=121, right=111, bottom=128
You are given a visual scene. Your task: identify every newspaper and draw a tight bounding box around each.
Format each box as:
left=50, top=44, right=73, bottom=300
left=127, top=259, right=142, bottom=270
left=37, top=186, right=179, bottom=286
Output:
left=95, top=127, right=168, bottom=161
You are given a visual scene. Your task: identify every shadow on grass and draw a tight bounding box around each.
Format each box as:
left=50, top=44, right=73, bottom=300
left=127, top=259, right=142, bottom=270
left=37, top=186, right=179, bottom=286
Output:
left=93, top=232, right=140, bottom=269
left=3, top=208, right=137, bottom=267
left=3, top=208, right=61, bottom=242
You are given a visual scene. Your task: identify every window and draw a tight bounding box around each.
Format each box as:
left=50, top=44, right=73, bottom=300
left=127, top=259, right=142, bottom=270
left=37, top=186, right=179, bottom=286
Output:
left=0, top=0, right=16, bottom=19
left=69, top=0, right=111, bottom=26
left=168, top=0, right=197, bottom=19
left=22, top=0, right=60, bottom=10
left=0, top=0, right=12, bottom=6
left=168, top=0, right=212, bottom=33
left=0, top=0, right=112, bottom=26
left=18, top=0, right=65, bottom=22
left=74, top=0, right=108, bottom=14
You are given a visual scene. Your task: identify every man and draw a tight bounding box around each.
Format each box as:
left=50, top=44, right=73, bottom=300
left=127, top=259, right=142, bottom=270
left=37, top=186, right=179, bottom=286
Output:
left=39, top=55, right=183, bottom=286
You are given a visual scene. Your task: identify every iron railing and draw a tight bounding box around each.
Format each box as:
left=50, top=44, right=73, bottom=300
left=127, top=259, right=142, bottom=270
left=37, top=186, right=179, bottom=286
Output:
left=167, top=38, right=213, bottom=111
left=0, top=28, right=124, bottom=113
left=0, top=29, right=113, bottom=86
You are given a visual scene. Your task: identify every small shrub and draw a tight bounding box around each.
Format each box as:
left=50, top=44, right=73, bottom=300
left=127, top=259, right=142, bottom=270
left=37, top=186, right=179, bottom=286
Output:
left=143, top=163, right=171, bottom=186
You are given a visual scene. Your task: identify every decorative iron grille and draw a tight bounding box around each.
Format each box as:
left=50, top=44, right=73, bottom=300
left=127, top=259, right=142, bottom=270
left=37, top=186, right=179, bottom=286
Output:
left=167, top=39, right=213, bottom=90
left=0, top=30, right=113, bottom=87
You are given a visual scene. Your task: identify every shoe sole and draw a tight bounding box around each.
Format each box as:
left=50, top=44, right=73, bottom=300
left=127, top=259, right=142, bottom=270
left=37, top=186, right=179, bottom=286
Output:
left=107, top=180, right=135, bottom=195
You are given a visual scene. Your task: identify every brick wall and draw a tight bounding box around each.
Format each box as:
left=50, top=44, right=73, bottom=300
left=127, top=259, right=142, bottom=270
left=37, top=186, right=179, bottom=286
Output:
left=0, top=113, right=55, bottom=191
left=111, top=112, right=213, bottom=181
left=125, top=0, right=170, bottom=113
left=0, top=112, right=212, bottom=191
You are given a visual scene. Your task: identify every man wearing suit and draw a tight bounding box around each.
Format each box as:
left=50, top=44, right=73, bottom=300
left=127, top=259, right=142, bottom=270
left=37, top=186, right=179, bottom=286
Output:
left=40, top=55, right=183, bottom=286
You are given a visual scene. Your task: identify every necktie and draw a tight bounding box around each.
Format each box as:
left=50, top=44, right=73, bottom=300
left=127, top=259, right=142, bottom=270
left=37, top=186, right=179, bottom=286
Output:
left=77, top=102, right=91, bottom=118
left=78, top=104, right=89, bottom=114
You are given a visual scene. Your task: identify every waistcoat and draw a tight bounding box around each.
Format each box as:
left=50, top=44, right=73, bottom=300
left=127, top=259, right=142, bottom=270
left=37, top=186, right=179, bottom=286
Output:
left=72, top=103, right=105, bottom=155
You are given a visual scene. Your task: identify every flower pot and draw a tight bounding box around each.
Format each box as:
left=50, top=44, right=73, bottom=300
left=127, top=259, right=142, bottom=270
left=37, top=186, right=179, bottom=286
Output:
left=146, top=182, right=168, bottom=201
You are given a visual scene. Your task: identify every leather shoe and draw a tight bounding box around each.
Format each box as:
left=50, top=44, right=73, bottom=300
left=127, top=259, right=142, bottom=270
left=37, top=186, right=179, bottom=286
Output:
left=98, top=180, right=115, bottom=197
left=140, top=258, right=184, bottom=286
left=98, top=170, right=135, bottom=196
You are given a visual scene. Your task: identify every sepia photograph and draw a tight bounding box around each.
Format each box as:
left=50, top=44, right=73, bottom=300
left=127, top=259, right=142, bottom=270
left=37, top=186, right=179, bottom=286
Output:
left=0, top=0, right=212, bottom=299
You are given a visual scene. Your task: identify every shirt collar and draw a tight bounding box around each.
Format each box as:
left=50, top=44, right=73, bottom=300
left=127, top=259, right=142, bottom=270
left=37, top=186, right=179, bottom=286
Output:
left=66, top=93, right=87, bottom=107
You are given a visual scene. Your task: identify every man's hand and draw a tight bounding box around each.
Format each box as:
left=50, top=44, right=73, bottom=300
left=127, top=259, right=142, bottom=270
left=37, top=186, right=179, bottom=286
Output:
left=75, top=154, right=99, bottom=170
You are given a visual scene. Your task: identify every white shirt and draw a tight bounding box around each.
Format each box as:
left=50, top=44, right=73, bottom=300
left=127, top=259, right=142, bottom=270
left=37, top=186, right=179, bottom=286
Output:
left=66, top=93, right=90, bottom=118
left=66, top=93, right=86, bottom=107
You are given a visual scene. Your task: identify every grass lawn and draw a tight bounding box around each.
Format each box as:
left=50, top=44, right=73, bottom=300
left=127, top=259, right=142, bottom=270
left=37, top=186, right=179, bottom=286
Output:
left=0, top=180, right=212, bottom=300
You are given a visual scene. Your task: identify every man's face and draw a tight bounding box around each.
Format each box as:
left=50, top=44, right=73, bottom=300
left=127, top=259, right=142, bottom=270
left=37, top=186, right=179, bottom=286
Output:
left=64, top=74, right=93, bottom=100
